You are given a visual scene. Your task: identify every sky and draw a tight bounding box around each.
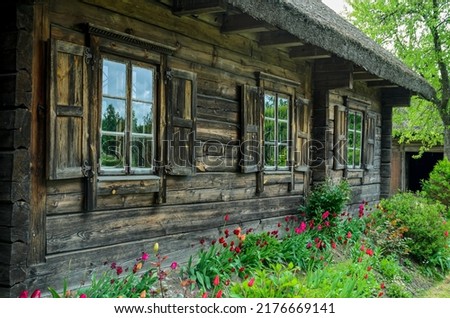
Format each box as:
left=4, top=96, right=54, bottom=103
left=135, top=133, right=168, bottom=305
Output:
left=322, top=0, right=348, bottom=15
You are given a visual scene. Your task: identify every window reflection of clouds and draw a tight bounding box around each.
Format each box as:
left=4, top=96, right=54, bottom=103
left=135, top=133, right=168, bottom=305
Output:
left=103, top=59, right=126, bottom=97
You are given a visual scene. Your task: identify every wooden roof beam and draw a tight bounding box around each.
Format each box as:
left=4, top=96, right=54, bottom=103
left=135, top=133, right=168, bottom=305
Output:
left=172, top=0, right=227, bottom=16
left=289, top=45, right=332, bottom=60
left=259, top=30, right=303, bottom=48
left=221, top=14, right=276, bottom=34
left=353, top=73, right=384, bottom=81
left=314, top=58, right=353, bottom=90
left=367, top=80, right=398, bottom=88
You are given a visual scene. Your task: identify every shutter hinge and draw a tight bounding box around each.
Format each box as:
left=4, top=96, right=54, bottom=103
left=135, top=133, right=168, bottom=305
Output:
left=164, top=69, right=173, bottom=84
left=84, top=48, right=95, bottom=70
left=82, top=160, right=95, bottom=178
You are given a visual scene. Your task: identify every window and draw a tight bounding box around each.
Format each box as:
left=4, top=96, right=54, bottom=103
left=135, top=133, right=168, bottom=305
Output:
left=100, top=57, right=156, bottom=175
left=347, top=110, right=363, bottom=169
left=334, top=99, right=377, bottom=171
left=264, top=92, right=290, bottom=170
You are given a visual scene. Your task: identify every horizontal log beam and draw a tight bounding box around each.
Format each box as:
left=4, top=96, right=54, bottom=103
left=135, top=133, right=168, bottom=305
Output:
left=172, top=0, right=227, bottom=16
left=289, top=45, right=332, bottom=60
left=313, top=58, right=353, bottom=90
left=367, top=80, right=398, bottom=88
left=221, top=14, right=275, bottom=34
left=353, top=73, right=383, bottom=81
left=258, top=30, right=303, bottom=48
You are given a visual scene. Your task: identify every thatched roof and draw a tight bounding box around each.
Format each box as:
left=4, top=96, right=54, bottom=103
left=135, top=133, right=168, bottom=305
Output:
left=227, top=0, right=436, bottom=101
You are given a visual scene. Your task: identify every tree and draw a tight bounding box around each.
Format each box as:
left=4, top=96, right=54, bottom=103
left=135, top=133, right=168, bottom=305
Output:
left=347, top=0, right=450, bottom=158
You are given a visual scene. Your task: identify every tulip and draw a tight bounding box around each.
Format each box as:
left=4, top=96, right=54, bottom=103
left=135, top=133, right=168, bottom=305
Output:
left=153, top=242, right=159, bottom=253
left=213, top=275, right=220, bottom=286
left=19, top=290, right=28, bottom=298
left=248, top=278, right=255, bottom=287
left=30, top=289, right=41, bottom=298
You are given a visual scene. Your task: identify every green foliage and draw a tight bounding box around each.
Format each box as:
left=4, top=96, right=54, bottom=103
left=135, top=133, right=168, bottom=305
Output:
left=364, top=206, right=412, bottom=257
left=378, top=192, right=450, bottom=269
left=422, top=158, right=450, bottom=211
left=280, top=230, right=332, bottom=272
left=385, top=283, right=413, bottom=298
left=303, top=259, right=380, bottom=298
left=229, top=263, right=305, bottom=298
left=348, top=0, right=450, bottom=156
left=300, top=179, right=351, bottom=225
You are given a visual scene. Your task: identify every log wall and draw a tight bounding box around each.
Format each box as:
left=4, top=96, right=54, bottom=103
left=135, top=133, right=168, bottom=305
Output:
left=0, top=0, right=388, bottom=297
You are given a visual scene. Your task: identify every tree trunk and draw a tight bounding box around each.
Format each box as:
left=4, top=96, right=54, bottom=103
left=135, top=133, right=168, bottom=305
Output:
left=444, top=126, right=450, bottom=159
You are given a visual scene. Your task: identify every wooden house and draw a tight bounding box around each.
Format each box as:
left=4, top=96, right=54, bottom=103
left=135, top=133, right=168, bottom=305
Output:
left=0, top=0, right=435, bottom=297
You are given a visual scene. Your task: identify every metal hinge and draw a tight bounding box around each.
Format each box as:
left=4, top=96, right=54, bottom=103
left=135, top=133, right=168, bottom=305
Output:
left=82, top=160, right=94, bottom=178
left=84, top=48, right=95, bottom=70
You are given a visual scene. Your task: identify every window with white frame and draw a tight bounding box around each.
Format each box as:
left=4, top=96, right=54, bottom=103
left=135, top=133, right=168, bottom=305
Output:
left=347, top=110, right=363, bottom=169
left=264, top=92, right=290, bottom=170
left=100, top=57, right=155, bottom=175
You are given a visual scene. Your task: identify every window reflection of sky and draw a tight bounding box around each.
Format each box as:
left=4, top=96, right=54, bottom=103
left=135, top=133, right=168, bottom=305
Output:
left=102, top=59, right=154, bottom=131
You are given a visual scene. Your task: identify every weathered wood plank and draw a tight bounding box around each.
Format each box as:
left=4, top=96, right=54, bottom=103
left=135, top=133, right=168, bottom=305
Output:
left=0, top=201, right=29, bottom=227
left=197, top=118, right=239, bottom=143
left=0, top=242, right=28, bottom=265
left=46, top=192, right=83, bottom=215
left=0, top=150, right=30, bottom=182
left=0, top=225, right=28, bottom=243
left=97, top=178, right=160, bottom=196
left=95, top=193, right=156, bottom=210
left=0, top=263, right=27, bottom=289
left=0, top=180, right=30, bottom=203
left=47, top=179, right=84, bottom=195
left=46, top=196, right=301, bottom=253
left=197, top=94, right=238, bottom=123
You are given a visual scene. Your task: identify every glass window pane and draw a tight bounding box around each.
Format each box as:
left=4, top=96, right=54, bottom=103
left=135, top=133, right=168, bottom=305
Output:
left=132, top=101, right=152, bottom=134
left=100, top=134, right=124, bottom=169
left=264, top=118, right=275, bottom=142
left=278, top=121, right=288, bottom=143
left=278, top=96, right=289, bottom=120
left=355, top=131, right=362, bottom=149
left=103, top=59, right=126, bottom=98
left=348, top=130, right=354, bottom=147
left=264, top=94, right=275, bottom=118
left=101, top=98, right=126, bottom=133
left=264, top=144, right=275, bottom=167
left=348, top=148, right=354, bottom=167
left=356, top=113, right=362, bottom=131
left=354, top=148, right=361, bottom=166
left=278, top=145, right=288, bottom=168
left=131, top=136, right=153, bottom=169
left=349, top=112, right=355, bottom=129
left=132, top=66, right=153, bottom=102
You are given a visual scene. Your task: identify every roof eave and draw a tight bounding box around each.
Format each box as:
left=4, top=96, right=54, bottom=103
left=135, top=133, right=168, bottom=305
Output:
left=227, top=0, right=436, bottom=101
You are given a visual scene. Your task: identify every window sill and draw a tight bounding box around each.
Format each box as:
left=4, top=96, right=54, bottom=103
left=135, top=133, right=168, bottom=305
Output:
left=98, top=175, right=160, bottom=182
left=264, top=170, right=291, bottom=175
left=97, top=175, right=160, bottom=196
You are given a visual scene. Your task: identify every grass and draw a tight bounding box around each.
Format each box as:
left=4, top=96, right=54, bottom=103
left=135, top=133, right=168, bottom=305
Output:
left=419, top=275, right=450, bottom=297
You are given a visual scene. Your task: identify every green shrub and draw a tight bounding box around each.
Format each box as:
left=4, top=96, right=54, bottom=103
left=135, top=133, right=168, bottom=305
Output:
left=300, top=179, right=351, bottom=226
left=303, top=259, right=380, bottom=298
left=378, top=192, right=449, bottom=270
left=229, top=263, right=304, bottom=298
left=422, top=158, right=450, bottom=211
left=364, top=207, right=412, bottom=257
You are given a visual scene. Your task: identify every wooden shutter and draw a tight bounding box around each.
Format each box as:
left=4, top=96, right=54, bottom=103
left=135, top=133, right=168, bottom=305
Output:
left=364, top=112, right=376, bottom=169
left=48, top=40, right=90, bottom=180
left=294, top=98, right=310, bottom=171
left=240, top=85, right=264, bottom=193
left=334, top=104, right=347, bottom=170
left=240, top=85, right=263, bottom=173
left=166, top=69, right=197, bottom=176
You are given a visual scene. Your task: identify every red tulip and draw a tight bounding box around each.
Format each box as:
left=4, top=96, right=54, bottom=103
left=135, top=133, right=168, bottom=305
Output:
left=30, top=289, right=41, bottom=298
left=213, top=275, right=220, bottom=286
